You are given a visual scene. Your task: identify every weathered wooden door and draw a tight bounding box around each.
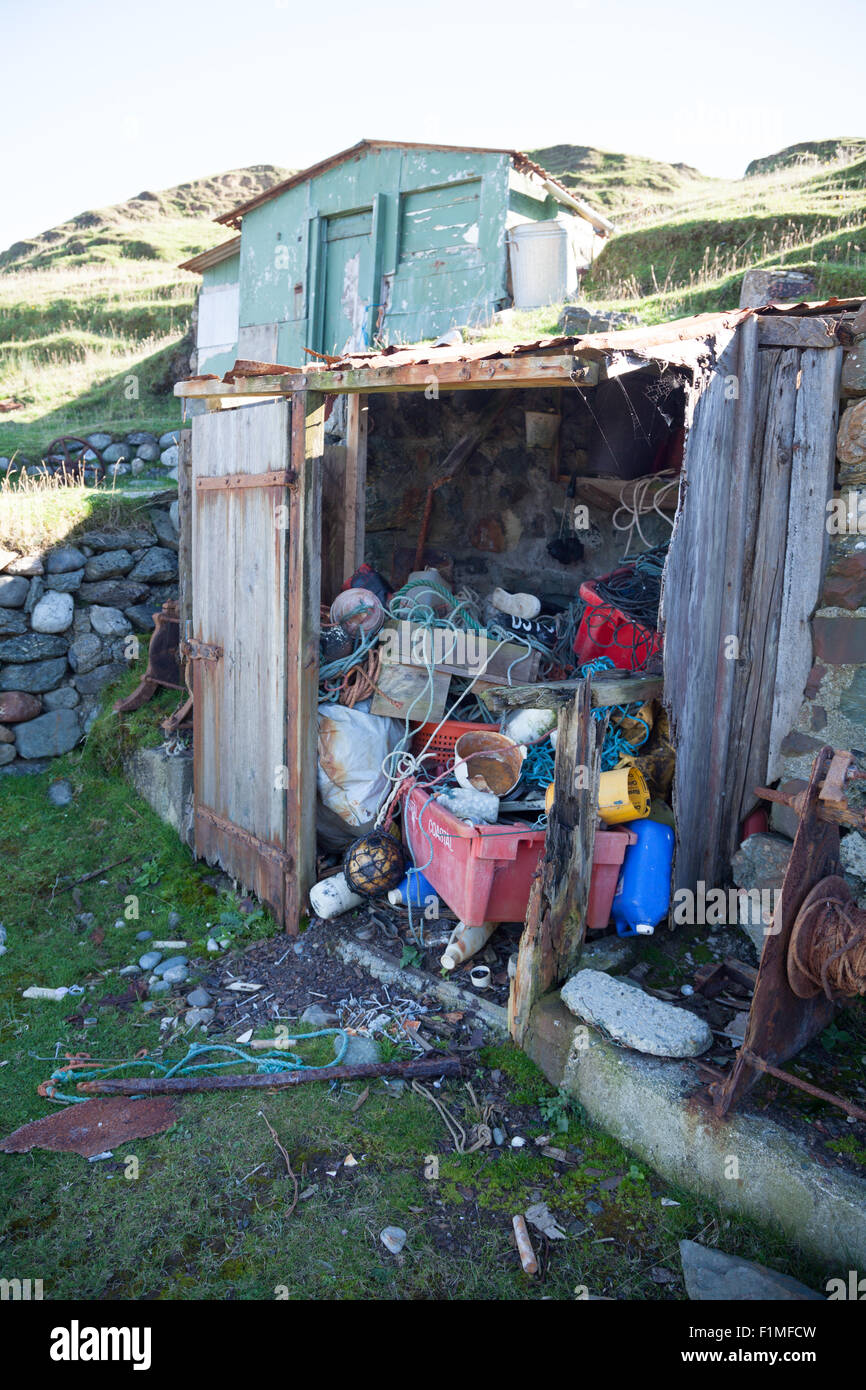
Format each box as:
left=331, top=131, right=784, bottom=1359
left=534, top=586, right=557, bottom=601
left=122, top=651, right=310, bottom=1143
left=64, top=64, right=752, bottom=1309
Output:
left=322, top=209, right=373, bottom=356
left=189, top=394, right=323, bottom=931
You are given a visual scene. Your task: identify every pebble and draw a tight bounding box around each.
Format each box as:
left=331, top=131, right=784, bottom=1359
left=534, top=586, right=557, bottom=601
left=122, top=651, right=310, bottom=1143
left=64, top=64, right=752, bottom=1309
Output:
left=152, top=954, right=188, bottom=977
left=187, top=988, right=212, bottom=1008
left=206, top=937, right=220, bottom=952
left=292, top=942, right=304, bottom=955
left=185, top=1007, right=215, bottom=1027
left=162, top=965, right=188, bottom=985
left=492, top=1127, right=505, bottom=1146
left=586, top=1200, right=603, bottom=1216
left=119, top=965, right=140, bottom=976
left=380, top=1226, right=407, bottom=1255
left=113, top=919, right=125, bottom=930
left=149, top=979, right=171, bottom=994
left=139, top=951, right=163, bottom=970
left=168, top=911, right=181, bottom=929
left=335, top=1034, right=380, bottom=1066
left=510, top=1136, right=526, bottom=1148
left=47, top=779, right=73, bottom=806
left=136, top=931, right=153, bottom=942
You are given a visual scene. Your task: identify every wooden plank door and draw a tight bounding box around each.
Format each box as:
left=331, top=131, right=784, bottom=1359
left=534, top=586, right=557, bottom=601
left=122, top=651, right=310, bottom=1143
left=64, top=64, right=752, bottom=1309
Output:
left=189, top=395, right=323, bottom=930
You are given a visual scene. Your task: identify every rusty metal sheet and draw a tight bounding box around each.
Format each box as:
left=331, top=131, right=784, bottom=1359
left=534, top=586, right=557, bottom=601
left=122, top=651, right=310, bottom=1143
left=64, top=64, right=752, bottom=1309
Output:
left=0, top=1098, right=178, bottom=1158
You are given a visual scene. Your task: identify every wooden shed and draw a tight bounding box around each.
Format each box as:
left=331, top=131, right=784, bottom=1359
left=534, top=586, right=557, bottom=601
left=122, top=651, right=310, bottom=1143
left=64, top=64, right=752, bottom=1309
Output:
left=174, top=298, right=865, bottom=1039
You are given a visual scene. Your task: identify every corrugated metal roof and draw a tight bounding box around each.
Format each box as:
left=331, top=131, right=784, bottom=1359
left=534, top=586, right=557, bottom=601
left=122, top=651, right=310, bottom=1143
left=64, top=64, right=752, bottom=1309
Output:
left=179, top=236, right=242, bottom=274
left=214, top=139, right=615, bottom=234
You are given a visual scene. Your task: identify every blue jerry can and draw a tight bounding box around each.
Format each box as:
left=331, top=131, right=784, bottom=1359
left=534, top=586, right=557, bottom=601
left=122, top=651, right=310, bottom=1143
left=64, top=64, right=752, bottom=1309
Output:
left=611, top=818, right=674, bottom=937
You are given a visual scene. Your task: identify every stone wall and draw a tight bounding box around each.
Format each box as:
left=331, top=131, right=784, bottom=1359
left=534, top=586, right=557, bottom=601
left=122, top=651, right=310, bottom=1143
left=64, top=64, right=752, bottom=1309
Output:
left=0, top=498, right=179, bottom=772
left=1, top=428, right=181, bottom=482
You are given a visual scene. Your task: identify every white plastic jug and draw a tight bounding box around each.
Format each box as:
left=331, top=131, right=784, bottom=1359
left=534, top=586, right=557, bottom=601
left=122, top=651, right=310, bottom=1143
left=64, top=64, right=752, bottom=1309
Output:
left=440, top=920, right=497, bottom=971
left=309, top=872, right=364, bottom=920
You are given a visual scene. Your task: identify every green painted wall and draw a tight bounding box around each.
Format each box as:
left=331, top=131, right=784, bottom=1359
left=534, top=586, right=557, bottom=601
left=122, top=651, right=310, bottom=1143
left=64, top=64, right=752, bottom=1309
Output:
left=197, top=252, right=240, bottom=377
left=236, top=147, right=517, bottom=362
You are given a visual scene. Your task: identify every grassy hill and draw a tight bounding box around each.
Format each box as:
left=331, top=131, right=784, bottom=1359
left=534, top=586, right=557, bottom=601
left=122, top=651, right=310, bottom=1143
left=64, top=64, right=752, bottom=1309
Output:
left=0, top=167, right=288, bottom=459
left=3, top=141, right=865, bottom=463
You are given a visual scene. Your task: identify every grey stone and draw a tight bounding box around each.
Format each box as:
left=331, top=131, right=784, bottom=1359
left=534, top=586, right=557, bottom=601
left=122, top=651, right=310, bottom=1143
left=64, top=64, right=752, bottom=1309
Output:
left=731, top=832, right=792, bottom=891
left=73, top=661, right=126, bottom=695
left=148, top=509, right=179, bottom=551
left=119, top=965, right=141, bottom=976
left=136, top=930, right=153, bottom=942
left=0, top=745, right=16, bottom=767
left=160, top=445, right=179, bottom=468
left=126, top=431, right=159, bottom=447
left=169, top=501, right=179, bottom=532
left=78, top=528, right=155, bottom=552
left=380, top=1226, right=407, bottom=1255
left=102, top=443, right=131, bottom=463
left=301, top=1003, right=339, bottom=1028
left=128, top=547, right=178, bottom=584
left=0, top=611, right=27, bottom=635
left=139, top=951, right=163, bottom=970
left=30, top=591, right=74, bottom=634
left=679, top=1241, right=822, bottom=1301
left=152, top=955, right=188, bottom=977
left=68, top=634, right=103, bottom=674
left=77, top=580, right=150, bottom=607
left=5, top=554, right=42, bottom=576
left=86, top=433, right=113, bottom=449
left=0, top=632, right=67, bottom=662
left=0, top=576, right=29, bottom=608
left=334, top=1033, right=380, bottom=1066
left=0, top=757, right=49, bottom=775
left=84, top=549, right=134, bottom=581
left=492, top=1127, right=505, bottom=1146
left=558, top=304, right=640, bottom=335
left=840, top=830, right=866, bottom=881
left=163, top=964, right=188, bottom=984
left=186, top=988, right=212, bottom=1008
left=124, top=604, right=156, bottom=632
left=23, top=578, right=43, bottom=614
left=44, top=546, right=86, bottom=574
left=168, top=910, right=181, bottom=929
left=0, top=657, right=68, bottom=693
left=14, top=709, right=80, bottom=759
left=43, top=569, right=84, bottom=592
left=0, top=723, right=13, bottom=743
left=89, top=605, right=131, bottom=638
left=560, top=970, right=713, bottom=1058
left=840, top=666, right=866, bottom=724
left=134, top=442, right=160, bottom=461
left=185, top=1007, right=215, bottom=1027
left=129, top=459, right=147, bottom=477
left=42, top=686, right=79, bottom=710
left=47, top=778, right=74, bottom=806
left=159, top=431, right=180, bottom=449
left=149, top=979, right=171, bottom=995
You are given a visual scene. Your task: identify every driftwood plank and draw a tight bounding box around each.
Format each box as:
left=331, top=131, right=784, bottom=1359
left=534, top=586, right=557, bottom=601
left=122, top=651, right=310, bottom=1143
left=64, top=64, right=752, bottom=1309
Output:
left=480, top=674, right=663, bottom=714
left=509, top=680, right=603, bottom=1043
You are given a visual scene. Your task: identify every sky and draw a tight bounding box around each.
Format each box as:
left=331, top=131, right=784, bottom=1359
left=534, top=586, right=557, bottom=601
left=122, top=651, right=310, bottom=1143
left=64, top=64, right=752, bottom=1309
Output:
left=3, top=0, right=865, bottom=253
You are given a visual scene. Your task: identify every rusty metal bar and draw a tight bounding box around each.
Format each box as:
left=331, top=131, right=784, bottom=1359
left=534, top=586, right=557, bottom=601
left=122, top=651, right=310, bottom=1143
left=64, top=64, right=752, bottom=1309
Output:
left=195, top=805, right=294, bottom=873
left=740, top=1049, right=866, bottom=1122
left=196, top=469, right=297, bottom=492
left=77, top=1054, right=462, bottom=1096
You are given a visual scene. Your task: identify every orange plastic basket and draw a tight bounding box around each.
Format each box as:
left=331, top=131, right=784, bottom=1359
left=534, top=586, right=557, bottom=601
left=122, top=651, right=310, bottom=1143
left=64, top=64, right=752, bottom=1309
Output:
left=410, top=718, right=491, bottom=768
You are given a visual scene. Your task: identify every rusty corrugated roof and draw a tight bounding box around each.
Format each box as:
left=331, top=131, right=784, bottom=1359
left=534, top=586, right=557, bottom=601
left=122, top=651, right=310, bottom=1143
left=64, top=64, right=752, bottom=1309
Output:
left=179, top=236, right=241, bottom=274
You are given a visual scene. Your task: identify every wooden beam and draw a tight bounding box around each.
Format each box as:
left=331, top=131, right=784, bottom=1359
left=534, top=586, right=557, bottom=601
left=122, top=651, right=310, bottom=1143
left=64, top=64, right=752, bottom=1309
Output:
left=509, top=681, right=603, bottom=1044
left=174, top=354, right=599, bottom=400
left=285, top=389, right=324, bottom=932
left=343, top=393, right=368, bottom=578
left=757, top=316, right=839, bottom=349
left=480, top=674, right=663, bottom=715
left=176, top=429, right=193, bottom=637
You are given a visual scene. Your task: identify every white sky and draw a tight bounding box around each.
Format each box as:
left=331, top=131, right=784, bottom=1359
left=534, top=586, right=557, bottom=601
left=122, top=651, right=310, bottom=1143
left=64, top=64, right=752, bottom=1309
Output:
left=3, top=0, right=865, bottom=253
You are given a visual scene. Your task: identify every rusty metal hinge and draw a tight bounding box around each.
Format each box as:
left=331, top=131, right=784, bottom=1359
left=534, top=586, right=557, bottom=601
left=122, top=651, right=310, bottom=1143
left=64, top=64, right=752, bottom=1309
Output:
left=181, top=636, right=223, bottom=662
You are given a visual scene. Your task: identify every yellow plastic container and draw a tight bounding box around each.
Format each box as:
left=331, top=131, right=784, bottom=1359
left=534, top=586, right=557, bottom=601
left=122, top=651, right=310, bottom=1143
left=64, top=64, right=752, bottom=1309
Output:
left=544, top=765, right=651, bottom=822
left=598, top=766, right=650, bottom=823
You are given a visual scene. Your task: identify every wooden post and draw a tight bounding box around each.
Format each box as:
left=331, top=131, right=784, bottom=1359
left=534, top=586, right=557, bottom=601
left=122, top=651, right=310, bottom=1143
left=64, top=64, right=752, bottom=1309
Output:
left=509, top=680, right=603, bottom=1043
left=343, top=393, right=368, bottom=580
left=286, top=390, right=324, bottom=931
left=177, top=428, right=193, bottom=636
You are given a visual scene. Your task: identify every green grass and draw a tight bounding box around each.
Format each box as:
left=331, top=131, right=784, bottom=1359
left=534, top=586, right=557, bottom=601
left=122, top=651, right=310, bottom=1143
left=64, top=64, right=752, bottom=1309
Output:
left=0, top=471, right=175, bottom=555
left=0, top=710, right=838, bottom=1299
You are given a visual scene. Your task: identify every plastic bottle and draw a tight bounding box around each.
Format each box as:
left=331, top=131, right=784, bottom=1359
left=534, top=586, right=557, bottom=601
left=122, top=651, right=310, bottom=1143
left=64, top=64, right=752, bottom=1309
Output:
left=440, top=920, right=497, bottom=971
left=309, top=871, right=364, bottom=920
left=387, top=868, right=437, bottom=908
left=611, top=819, right=674, bottom=937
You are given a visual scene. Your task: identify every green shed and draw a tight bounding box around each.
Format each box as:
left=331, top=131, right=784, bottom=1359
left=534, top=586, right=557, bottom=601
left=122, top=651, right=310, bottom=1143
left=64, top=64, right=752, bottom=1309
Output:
left=181, top=139, right=613, bottom=369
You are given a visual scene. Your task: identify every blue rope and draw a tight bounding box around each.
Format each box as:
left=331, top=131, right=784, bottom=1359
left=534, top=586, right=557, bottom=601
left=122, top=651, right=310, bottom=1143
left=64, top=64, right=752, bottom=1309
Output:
left=44, top=1033, right=349, bottom=1104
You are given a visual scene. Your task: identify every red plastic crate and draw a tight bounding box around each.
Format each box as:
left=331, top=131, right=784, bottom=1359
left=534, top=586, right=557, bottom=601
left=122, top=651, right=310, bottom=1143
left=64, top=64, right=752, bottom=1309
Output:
left=404, top=783, right=634, bottom=927
left=574, top=570, right=661, bottom=671
left=410, top=719, right=491, bottom=774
